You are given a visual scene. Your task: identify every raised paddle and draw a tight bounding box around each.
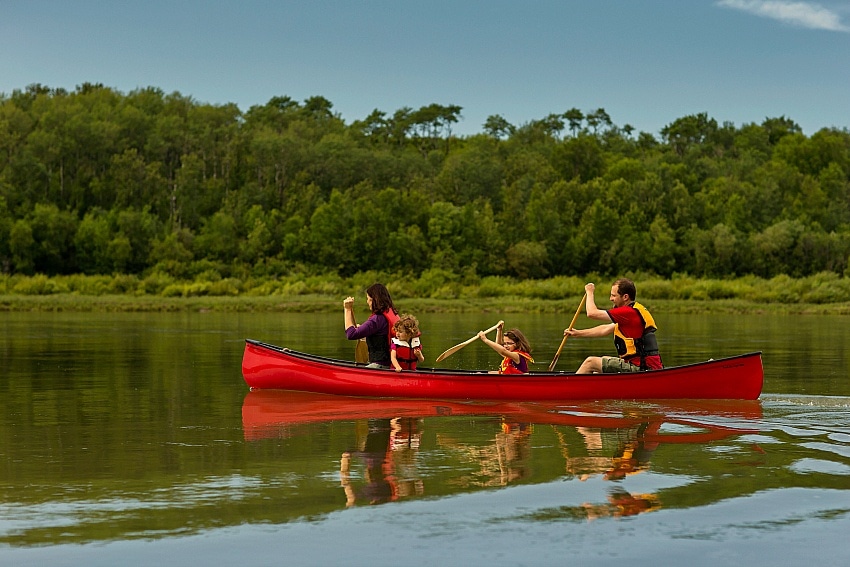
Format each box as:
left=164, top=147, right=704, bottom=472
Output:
left=548, top=295, right=587, bottom=371
left=435, top=321, right=502, bottom=363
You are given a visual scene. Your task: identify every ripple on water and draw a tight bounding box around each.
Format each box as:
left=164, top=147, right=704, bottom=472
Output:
left=788, top=458, right=850, bottom=475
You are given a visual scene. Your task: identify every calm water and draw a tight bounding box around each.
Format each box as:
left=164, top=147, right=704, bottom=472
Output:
left=1, top=310, right=849, bottom=566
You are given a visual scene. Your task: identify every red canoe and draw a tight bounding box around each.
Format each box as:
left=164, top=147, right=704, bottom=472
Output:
left=241, top=340, right=764, bottom=400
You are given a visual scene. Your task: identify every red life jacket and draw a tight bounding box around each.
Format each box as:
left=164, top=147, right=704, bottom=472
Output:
left=383, top=308, right=400, bottom=347
left=392, top=337, right=421, bottom=370
left=500, top=351, right=534, bottom=374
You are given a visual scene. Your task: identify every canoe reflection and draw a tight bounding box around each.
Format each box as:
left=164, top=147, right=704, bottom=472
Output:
left=242, top=390, right=761, bottom=515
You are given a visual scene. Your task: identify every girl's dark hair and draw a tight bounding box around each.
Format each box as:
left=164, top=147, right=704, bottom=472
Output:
left=366, top=283, right=395, bottom=314
left=504, top=328, right=531, bottom=354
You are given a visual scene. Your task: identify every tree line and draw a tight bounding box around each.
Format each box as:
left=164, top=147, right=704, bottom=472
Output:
left=1, top=82, right=849, bottom=283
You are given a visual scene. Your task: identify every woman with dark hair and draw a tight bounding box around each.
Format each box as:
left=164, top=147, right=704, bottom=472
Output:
left=478, top=321, right=534, bottom=374
left=344, top=283, right=399, bottom=368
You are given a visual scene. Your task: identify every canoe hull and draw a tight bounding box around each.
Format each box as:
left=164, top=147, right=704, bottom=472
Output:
left=241, top=340, right=764, bottom=400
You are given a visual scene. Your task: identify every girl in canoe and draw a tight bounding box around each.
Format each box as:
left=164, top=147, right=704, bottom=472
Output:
left=344, top=283, right=399, bottom=368
left=478, top=322, right=534, bottom=374
left=390, top=314, right=424, bottom=372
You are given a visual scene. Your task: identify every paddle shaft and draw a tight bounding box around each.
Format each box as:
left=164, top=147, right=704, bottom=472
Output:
left=354, top=339, right=369, bottom=363
left=435, top=321, right=502, bottom=362
left=346, top=300, right=371, bottom=364
left=548, top=295, right=587, bottom=371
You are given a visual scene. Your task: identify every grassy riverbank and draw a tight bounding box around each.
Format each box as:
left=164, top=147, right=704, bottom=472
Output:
left=3, top=292, right=850, bottom=315
left=2, top=271, right=850, bottom=314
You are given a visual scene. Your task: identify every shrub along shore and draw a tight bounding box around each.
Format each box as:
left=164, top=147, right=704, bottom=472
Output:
left=2, top=272, right=850, bottom=314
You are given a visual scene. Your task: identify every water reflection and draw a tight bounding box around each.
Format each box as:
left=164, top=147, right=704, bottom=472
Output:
left=242, top=390, right=763, bottom=518
left=339, top=418, right=425, bottom=506
left=563, top=422, right=663, bottom=518
left=436, top=419, right=534, bottom=487
left=3, top=312, right=850, bottom=562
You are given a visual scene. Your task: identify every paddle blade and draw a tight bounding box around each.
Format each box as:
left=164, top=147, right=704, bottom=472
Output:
left=435, top=322, right=500, bottom=363
left=435, top=342, right=467, bottom=363
left=354, top=339, right=369, bottom=363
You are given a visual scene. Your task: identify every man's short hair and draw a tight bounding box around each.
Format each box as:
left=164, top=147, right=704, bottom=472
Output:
left=614, top=278, right=636, bottom=300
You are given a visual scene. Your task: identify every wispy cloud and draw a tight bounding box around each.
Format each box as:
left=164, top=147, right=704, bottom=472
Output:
left=717, top=0, right=850, bottom=32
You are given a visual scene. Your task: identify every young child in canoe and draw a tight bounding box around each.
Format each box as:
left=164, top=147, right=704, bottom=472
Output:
left=478, top=321, right=534, bottom=374
left=390, top=314, right=425, bottom=372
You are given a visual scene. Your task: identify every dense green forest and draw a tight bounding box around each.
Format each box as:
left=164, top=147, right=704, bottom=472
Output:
left=2, top=82, right=850, bottom=286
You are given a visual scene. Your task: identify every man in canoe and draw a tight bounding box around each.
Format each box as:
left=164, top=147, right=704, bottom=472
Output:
left=564, top=279, right=662, bottom=374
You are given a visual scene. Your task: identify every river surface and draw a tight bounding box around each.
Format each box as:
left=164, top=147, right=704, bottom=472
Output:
left=1, top=310, right=849, bottom=566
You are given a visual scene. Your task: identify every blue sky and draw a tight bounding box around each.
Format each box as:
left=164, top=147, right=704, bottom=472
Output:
left=1, top=0, right=848, bottom=137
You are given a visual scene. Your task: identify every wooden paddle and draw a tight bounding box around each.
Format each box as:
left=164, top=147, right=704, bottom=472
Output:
left=435, top=321, right=502, bottom=363
left=547, top=295, right=587, bottom=371
left=354, top=339, right=369, bottom=364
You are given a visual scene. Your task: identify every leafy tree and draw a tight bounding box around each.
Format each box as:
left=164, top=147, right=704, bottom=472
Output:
left=353, top=109, right=391, bottom=143
left=563, top=108, right=584, bottom=136
left=537, top=114, right=566, bottom=138
left=107, top=234, right=132, bottom=273
left=818, top=163, right=850, bottom=230
left=149, top=228, right=194, bottom=266
left=74, top=210, right=112, bottom=273
left=242, top=215, right=274, bottom=266
left=661, top=112, right=718, bottom=157
left=525, top=179, right=578, bottom=271
left=9, top=218, right=35, bottom=274
left=506, top=240, right=548, bottom=279
left=307, top=189, right=355, bottom=273
left=434, top=140, right=503, bottom=205
left=0, top=196, right=12, bottom=271
left=762, top=115, right=801, bottom=146
left=688, top=223, right=742, bottom=277
left=585, top=108, right=612, bottom=135
left=551, top=134, right=605, bottom=182
left=115, top=208, right=159, bottom=272
left=194, top=210, right=238, bottom=262
left=385, top=224, right=429, bottom=273
left=409, top=103, right=463, bottom=155
left=28, top=203, right=78, bottom=273
left=644, top=215, right=680, bottom=277
left=483, top=114, right=515, bottom=139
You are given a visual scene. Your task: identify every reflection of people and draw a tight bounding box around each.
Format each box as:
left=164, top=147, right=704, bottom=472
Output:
left=340, top=417, right=425, bottom=506
left=496, top=420, right=533, bottom=482
left=564, top=279, right=662, bottom=374
left=478, top=322, right=534, bottom=374
left=556, top=420, right=661, bottom=482
left=583, top=489, right=661, bottom=520
left=344, top=283, right=399, bottom=368
left=340, top=419, right=395, bottom=506
left=390, top=417, right=425, bottom=498
left=436, top=418, right=533, bottom=486
left=602, top=422, right=660, bottom=480
left=564, top=420, right=663, bottom=519
left=390, top=314, right=424, bottom=372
